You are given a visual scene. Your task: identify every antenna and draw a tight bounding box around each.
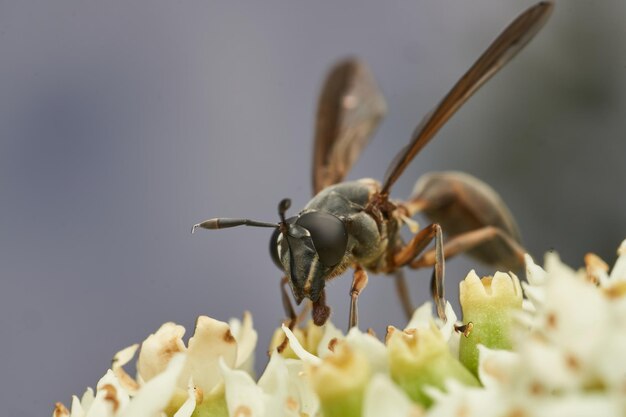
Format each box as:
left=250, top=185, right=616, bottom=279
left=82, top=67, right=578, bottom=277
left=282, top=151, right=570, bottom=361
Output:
left=191, top=218, right=277, bottom=234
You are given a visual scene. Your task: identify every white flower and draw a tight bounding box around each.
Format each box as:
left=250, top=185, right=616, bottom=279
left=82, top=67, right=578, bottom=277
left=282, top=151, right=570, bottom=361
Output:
left=345, top=327, right=388, bottom=374
left=521, top=251, right=626, bottom=392
left=475, top=345, right=521, bottom=390
left=132, top=312, right=257, bottom=397
left=55, top=355, right=186, bottom=417
left=425, top=380, right=504, bottom=417
left=362, top=374, right=423, bottom=417
left=270, top=320, right=343, bottom=360
left=219, top=350, right=321, bottom=417
left=55, top=240, right=626, bottom=417
left=55, top=313, right=257, bottom=417
left=405, top=302, right=460, bottom=357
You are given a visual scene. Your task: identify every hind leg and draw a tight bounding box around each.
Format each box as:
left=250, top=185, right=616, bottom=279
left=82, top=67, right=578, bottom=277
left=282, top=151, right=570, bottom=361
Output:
left=410, top=226, right=526, bottom=270
left=393, top=269, right=414, bottom=320
left=391, top=223, right=447, bottom=321
left=406, top=171, right=525, bottom=270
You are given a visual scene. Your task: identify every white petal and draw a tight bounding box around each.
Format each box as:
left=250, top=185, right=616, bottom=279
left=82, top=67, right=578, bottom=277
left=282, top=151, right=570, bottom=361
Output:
left=79, top=388, right=94, bottom=414
left=404, top=301, right=459, bottom=354
left=137, top=322, right=186, bottom=383
left=173, top=384, right=197, bottom=417
left=521, top=299, right=536, bottom=313
left=96, top=369, right=127, bottom=392
left=86, top=370, right=130, bottom=417
left=181, top=316, right=238, bottom=394
left=112, top=344, right=140, bottom=394
left=594, top=331, right=626, bottom=389
left=229, top=311, right=258, bottom=371
left=532, top=395, right=624, bottom=417
left=285, top=359, right=320, bottom=417
left=345, top=327, right=388, bottom=374
left=220, top=358, right=267, bottom=417
left=521, top=338, right=580, bottom=390
left=522, top=281, right=545, bottom=309
left=609, top=239, right=626, bottom=282
left=438, top=302, right=458, bottom=342
left=85, top=385, right=117, bottom=417
left=422, top=385, right=446, bottom=404
left=315, top=320, right=344, bottom=358
left=542, top=267, right=610, bottom=362
left=118, top=354, right=186, bottom=417
left=513, top=309, right=535, bottom=333
left=257, top=353, right=288, bottom=396
left=363, top=374, right=421, bottom=417
left=477, top=345, right=521, bottom=389
left=544, top=252, right=577, bottom=282
left=426, top=381, right=503, bottom=417
left=405, top=302, right=434, bottom=331
left=447, top=330, right=461, bottom=360
left=258, top=353, right=301, bottom=417
left=525, top=253, right=547, bottom=286
left=281, top=324, right=321, bottom=365
left=69, top=395, right=85, bottom=417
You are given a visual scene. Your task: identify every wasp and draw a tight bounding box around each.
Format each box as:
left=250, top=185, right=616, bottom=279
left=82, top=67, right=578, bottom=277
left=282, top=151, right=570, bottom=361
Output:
left=193, top=2, right=553, bottom=329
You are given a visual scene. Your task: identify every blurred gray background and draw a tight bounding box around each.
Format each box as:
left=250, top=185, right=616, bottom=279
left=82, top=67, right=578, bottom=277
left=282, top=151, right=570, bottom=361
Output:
left=1, top=1, right=625, bottom=415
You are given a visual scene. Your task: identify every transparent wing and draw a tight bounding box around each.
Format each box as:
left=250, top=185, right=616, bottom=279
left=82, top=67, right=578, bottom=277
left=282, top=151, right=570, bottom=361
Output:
left=312, top=58, right=387, bottom=195
left=381, top=1, right=554, bottom=194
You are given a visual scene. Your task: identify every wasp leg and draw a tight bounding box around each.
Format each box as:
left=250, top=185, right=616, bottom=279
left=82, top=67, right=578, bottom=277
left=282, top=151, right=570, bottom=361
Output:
left=276, top=276, right=313, bottom=354
left=409, top=226, right=525, bottom=270
left=276, top=275, right=298, bottom=354
left=392, top=223, right=446, bottom=321
left=349, top=266, right=369, bottom=329
left=393, top=223, right=441, bottom=266
left=280, top=275, right=297, bottom=324
left=393, top=269, right=414, bottom=320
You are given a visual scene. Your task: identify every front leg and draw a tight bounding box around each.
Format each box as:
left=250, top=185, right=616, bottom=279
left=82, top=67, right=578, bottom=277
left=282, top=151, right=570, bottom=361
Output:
left=276, top=275, right=299, bottom=354
left=276, top=275, right=312, bottom=353
left=349, top=265, right=369, bottom=329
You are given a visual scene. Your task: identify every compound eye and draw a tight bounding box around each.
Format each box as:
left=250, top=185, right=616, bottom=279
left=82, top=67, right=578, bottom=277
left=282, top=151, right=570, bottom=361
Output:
left=269, top=227, right=283, bottom=270
left=296, top=211, right=347, bottom=267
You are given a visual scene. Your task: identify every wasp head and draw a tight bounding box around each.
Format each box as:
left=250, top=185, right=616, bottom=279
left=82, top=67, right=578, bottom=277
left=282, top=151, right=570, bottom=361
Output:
left=270, top=202, right=348, bottom=304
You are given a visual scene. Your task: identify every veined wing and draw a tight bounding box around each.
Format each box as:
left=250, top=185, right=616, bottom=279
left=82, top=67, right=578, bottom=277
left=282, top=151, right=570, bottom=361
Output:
left=382, top=1, right=553, bottom=194
left=313, top=58, right=387, bottom=195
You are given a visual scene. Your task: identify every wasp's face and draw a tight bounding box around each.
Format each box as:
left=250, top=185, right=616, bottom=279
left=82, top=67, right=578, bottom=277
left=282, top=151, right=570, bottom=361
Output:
left=270, top=211, right=348, bottom=303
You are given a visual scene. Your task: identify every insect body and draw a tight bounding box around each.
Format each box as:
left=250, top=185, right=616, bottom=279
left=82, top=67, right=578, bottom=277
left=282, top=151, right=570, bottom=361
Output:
left=272, top=180, right=386, bottom=304
left=194, top=2, right=553, bottom=328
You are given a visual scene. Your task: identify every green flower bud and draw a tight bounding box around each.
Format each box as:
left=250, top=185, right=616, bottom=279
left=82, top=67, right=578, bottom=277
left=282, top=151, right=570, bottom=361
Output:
left=190, top=394, right=228, bottom=417
left=191, top=397, right=228, bottom=417
left=387, top=324, right=479, bottom=407
left=309, top=342, right=371, bottom=417
left=459, top=270, right=523, bottom=376
left=164, top=385, right=227, bottom=417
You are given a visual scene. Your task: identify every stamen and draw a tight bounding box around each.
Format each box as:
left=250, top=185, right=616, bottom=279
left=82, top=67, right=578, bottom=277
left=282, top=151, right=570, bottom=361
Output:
left=455, top=322, right=474, bottom=337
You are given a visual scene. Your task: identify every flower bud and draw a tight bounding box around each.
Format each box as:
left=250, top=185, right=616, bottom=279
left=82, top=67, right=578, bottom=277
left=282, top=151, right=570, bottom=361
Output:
left=459, top=270, right=523, bottom=376
left=387, top=324, right=479, bottom=407
left=309, top=342, right=371, bottom=417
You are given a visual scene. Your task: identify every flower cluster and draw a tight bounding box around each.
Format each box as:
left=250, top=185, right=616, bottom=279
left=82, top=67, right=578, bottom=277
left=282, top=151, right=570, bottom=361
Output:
left=54, top=241, right=626, bottom=417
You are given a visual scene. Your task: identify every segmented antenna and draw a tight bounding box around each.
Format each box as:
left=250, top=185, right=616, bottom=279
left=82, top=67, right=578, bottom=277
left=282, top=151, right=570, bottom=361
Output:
left=191, top=218, right=277, bottom=234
